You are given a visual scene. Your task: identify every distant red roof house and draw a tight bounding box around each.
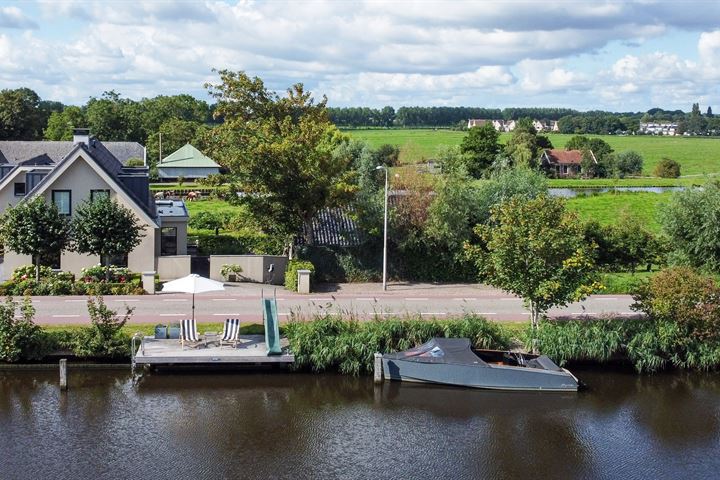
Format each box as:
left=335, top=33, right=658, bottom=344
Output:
left=467, top=119, right=491, bottom=129
left=540, top=149, right=596, bottom=177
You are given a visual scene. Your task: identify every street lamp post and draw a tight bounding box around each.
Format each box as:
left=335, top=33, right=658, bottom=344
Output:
left=376, top=165, right=388, bottom=291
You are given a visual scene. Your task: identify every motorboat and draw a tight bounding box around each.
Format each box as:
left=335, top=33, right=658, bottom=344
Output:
left=382, top=338, right=579, bottom=392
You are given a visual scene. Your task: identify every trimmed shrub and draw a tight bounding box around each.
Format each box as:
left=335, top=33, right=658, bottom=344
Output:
left=615, top=150, right=644, bottom=177
left=654, top=157, right=681, bottom=178
left=285, top=260, right=315, bottom=292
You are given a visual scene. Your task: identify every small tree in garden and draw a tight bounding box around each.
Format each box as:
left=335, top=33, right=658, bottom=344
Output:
left=467, top=195, right=597, bottom=351
left=0, top=197, right=71, bottom=281
left=71, top=197, right=145, bottom=280
left=73, top=296, right=132, bottom=358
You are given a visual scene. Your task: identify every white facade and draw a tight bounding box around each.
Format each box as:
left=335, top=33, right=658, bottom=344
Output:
left=467, top=118, right=558, bottom=132
left=639, top=122, right=678, bottom=136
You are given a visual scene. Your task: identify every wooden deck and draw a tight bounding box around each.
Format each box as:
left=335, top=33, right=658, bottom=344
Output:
left=133, top=335, right=295, bottom=365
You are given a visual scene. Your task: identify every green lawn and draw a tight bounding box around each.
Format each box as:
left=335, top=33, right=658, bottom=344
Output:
left=185, top=198, right=242, bottom=217
left=565, top=191, right=671, bottom=233
left=347, top=129, right=720, bottom=176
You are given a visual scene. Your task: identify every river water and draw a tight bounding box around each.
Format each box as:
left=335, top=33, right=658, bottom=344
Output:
left=548, top=186, right=685, bottom=198
left=1, top=368, right=719, bottom=480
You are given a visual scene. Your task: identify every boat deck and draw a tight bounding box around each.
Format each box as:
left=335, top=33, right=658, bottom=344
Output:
left=133, top=335, right=295, bottom=365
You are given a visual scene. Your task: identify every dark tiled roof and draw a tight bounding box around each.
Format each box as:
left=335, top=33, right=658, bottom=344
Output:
left=304, top=208, right=363, bottom=247
left=0, top=141, right=144, bottom=165
left=22, top=140, right=156, bottom=222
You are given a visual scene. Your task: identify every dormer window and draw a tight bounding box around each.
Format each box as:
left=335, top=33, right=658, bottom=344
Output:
left=14, top=182, right=25, bottom=196
left=52, top=190, right=71, bottom=216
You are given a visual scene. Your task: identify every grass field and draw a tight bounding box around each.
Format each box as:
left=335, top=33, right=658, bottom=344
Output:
left=348, top=128, right=720, bottom=176
left=565, top=191, right=671, bottom=233
left=185, top=198, right=240, bottom=217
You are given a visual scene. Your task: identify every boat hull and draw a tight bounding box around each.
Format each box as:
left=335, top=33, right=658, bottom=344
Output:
left=382, top=357, right=579, bottom=392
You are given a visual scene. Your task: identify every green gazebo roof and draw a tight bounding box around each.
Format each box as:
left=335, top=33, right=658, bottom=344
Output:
left=159, top=144, right=219, bottom=168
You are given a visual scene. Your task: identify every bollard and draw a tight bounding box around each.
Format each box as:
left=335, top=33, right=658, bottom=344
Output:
left=59, top=359, right=67, bottom=391
left=297, top=269, right=311, bottom=294
left=373, top=352, right=383, bottom=384
left=142, top=271, right=156, bottom=294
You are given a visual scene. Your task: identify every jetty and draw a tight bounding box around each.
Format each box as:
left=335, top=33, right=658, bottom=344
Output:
left=133, top=334, right=294, bottom=366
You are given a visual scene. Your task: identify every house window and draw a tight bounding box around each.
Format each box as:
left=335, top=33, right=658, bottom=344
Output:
left=14, top=182, right=25, bottom=196
left=563, top=166, right=568, bottom=174
left=52, top=190, right=71, bottom=215
left=90, top=189, right=110, bottom=202
left=40, top=251, right=61, bottom=270
left=161, top=227, right=177, bottom=256
left=100, top=253, right=128, bottom=268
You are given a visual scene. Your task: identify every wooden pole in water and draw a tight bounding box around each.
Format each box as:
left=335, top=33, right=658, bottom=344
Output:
left=373, top=353, right=383, bottom=384
left=59, top=359, right=67, bottom=391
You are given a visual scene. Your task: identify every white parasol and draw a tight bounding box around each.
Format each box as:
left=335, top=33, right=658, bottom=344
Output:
left=161, top=274, right=225, bottom=320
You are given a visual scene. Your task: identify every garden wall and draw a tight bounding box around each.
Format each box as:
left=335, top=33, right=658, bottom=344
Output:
left=157, top=255, right=191, bottom=280
left=209, top=255, right=287, bottom=285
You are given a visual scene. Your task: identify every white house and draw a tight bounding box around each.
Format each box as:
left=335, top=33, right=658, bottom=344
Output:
left=639, top=122, right=678, bottom=136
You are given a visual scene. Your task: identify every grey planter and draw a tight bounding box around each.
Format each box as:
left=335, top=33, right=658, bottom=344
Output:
left=154, top=325, right=167, bottom=339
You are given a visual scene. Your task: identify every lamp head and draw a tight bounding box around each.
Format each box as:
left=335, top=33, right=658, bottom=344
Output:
left=375, top=165, right=385, bottom=170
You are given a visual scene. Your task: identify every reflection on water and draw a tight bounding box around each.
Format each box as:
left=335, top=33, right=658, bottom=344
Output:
left=549, top=186, right=685, bottom=198
left=1, top=368, right=720, bottom=480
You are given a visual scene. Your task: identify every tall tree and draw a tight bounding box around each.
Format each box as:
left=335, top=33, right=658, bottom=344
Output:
left=204, top=70, right=353, bottom=247
left=467, top=195, right=597, bottom=346
left=0, top=197, right=71, bottom=280
left=660, top=182, right=720, bottom=272
left=71, top=197, right=145, bottom=279
left=44, top=106, right=87, bottom=140
left=0, top=88, right=45, bottom=140
left=460, top=123, right=499, bottom=177
left=85, top=91, right=143, bottom=142
left=504, top=117, right=552, bottom=169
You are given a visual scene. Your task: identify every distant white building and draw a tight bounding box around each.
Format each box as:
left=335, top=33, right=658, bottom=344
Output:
left=467, top=118, right=558, bottom=132
left=639, top=122, right=678, bottom=136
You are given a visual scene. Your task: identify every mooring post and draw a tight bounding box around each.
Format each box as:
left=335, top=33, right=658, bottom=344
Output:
left=373, top=353, right=383, bottom=384
left=59, top=359, right=67, bottom=391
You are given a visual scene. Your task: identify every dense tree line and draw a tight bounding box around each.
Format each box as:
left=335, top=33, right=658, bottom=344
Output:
left=328, top=106, right=579, bottom=128
left=0, top=87, right=217, bottom=174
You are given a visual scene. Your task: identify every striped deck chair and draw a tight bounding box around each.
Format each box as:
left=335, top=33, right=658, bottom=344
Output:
left=220, top=318, right=241, bottom=348
left=180, top=318, right=202, bottom=349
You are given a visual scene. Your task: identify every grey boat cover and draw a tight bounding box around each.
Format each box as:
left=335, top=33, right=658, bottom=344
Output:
left=385, top=338, right=488, bottom=366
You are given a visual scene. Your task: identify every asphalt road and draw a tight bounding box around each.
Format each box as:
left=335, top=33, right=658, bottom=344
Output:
left=29, top=284, right=637, bottom=325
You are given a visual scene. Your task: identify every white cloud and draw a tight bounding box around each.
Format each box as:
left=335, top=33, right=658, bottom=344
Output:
left=0, top=1, right=718, bottom=109
left=0, top=6, right=36, bottom=29
left=515, top=59, right=591, bottom=93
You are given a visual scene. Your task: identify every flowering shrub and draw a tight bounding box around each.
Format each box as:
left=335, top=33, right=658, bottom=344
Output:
left=0, top=265, right=143, bottom=296
left=11, top=265, right=53, bottom=281
left=80, top=265, right=132, bottom=283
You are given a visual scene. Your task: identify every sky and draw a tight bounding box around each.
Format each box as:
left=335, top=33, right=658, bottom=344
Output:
left=1, top=0, right=720, bottom=112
